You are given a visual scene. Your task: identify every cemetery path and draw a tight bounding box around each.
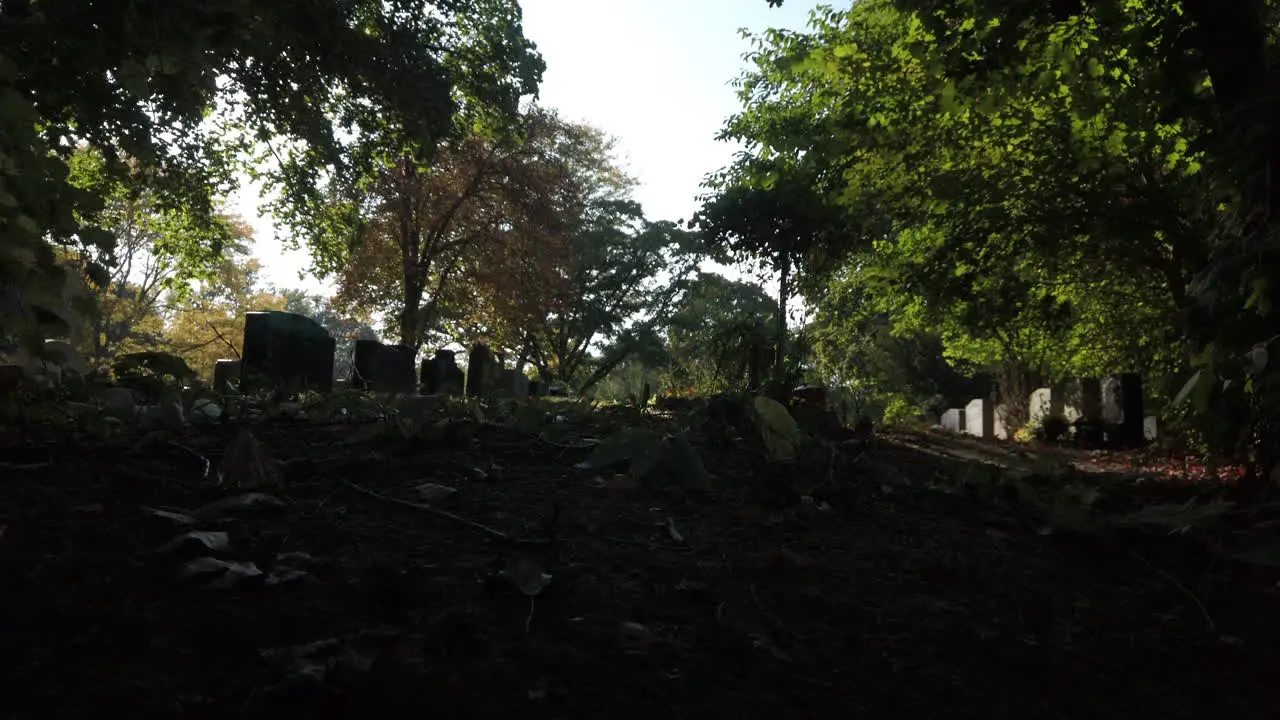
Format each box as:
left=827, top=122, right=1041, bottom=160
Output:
left=1, top=416, right=1276, bottom=719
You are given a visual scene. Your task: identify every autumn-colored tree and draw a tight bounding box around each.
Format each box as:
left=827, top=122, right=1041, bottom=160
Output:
left=326, top=107, right=598, bottom=349
left=61, top=146, right=234, bottom=369
left=436, top=114, right=639, bottom=363
left=165, top=227, right=286, bottom=379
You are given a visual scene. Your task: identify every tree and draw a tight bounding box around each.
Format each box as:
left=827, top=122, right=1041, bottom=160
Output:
left=662, top=272, right=776, bottom=393
left=165, top=237, right=286, bottom=379
left=1, top=0, right=544, bottom=356
left=693, top=154, right=845, bottom=375
left=328, top=108, right=611, bottom=348
left=525, top=211, right=704, bottom=389
left=62, top=145, right=237, bottom=368
left=761, top=0, right=1280, bottom=480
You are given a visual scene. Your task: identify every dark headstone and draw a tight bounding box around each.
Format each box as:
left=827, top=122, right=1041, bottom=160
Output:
left=527, top=380, right=543, bottom=398
left=351, top=340, right=417, bottom=393
left=1119, top=373, right=1145, bottom=448
left=1079, top=378, right=1103, bottom=421
left=494, top=368, right=530, bottom=397
left=465, top=343, right=497, bottom=397
left=213, top=359, right=242, bottom=393
left=241, top=311, right=336, bottom=395
left=420, top=349, right=465, bottom=396
left=641, top=382, right=651, bottom=405
left=547, top=383, right=568, bottom=397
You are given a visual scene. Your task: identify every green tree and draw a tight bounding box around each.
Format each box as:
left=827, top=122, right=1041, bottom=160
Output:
left=1, top=0, right=543, bottom=357
left=663, top=272, right=776, bottom=394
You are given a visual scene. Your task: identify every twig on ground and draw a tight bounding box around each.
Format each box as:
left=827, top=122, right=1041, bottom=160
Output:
left=338, top=478, right=548, bottom=545
left=165, top=440, right=211, bottom=479
left=0, top=461, right=51, bottom=471
left=1131, top=551, right=1216, bottom=633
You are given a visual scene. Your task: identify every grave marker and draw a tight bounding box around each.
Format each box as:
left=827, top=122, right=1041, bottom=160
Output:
left=213, top=359, right=242, bottom=393
left=241, top=311, right=336, bottom=395
left=465, top=343, right=497, bottom=397
left=351, top=340, right=417, bottom=393
left=420, top=349, right=465, bottom=395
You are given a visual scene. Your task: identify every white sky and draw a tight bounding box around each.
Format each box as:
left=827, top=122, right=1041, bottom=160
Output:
left=234, top=0, right=825, bottom=297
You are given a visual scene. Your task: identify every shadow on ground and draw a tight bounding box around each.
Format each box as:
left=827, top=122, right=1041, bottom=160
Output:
left=1, top=414, right=1276, bottom=719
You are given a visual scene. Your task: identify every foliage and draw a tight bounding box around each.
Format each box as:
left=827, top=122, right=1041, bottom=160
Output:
left=166, top=244, right=286, bottom=379
left=661, top=272, right=776, bottom=395
left=737, top=0, right=1280, bottom=481
left=2, top=0, right=543, bottom=361
left=61, top=145, right=240, bottom=368
left=328, top=107, right=592, bottom=348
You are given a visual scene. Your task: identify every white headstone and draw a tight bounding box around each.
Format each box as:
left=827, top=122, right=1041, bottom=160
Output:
left=1029, top=387, right=1054, bottom=425
left=941, top=408, right=964, bottom=432
left=1144, top=416, right=1159, bottom=440
left=964, top=398, right=988, bottom=437
left=1101, top=376, right=1123, bottom=423
left=994, top=404, right=1011, bottom=439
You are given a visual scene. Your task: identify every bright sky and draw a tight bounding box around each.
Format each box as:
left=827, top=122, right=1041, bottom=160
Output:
left=236, top=0, right=825, bottom=296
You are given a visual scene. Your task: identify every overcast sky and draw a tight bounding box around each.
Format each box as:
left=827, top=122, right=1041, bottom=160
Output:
left=234, top=0, right=825, bottom=296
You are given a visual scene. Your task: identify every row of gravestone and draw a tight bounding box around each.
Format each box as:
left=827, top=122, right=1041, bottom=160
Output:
left=210, top=310, right=549, bottom=397
left=937, top=373, right=1159, bottom=447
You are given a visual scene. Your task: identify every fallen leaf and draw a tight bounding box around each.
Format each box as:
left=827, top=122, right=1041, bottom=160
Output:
left=194, top=492, right=287, bottom=519
left=415, top=482, right=458, bottom=502
left=179, top=557, right=264, bottom=589
left=666, top=517, right=684, bottom=544
left=141, top=506, right=198, bottom=526
left=155, top=530, right=231, bottom=555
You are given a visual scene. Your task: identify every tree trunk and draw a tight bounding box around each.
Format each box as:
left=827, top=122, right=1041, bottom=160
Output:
left=775, top=250, right=791, bottom=374
left=398, top=277, right=424, bottom=348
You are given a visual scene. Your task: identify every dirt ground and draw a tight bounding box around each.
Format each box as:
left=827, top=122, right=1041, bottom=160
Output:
left=2, top=405, right=1277, bottom=719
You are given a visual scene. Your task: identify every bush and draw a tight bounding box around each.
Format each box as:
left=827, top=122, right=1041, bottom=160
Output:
left=882, top=395, right=928, bottom=428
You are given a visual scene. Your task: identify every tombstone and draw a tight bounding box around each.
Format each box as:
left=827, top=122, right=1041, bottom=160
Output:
left=547, top=383, right=568, bottom=397
left=1060, top=379, right=1102, bottom=424
left=241, top=311, right=336, bottom=395
left=350, top=340, right=416, bottom=393
left=964, top=398, right=995, bottom=438
left=1143, top=415, right=1159, bottom=441
left=494, top=368, right=530, bottom=397
left=1028, top=385, right=1065, bottom=425
left=993, top=403, right=1011, bottom=440
left=1119, top=372, right=1145, bottom=446
left=420, top=349, right=465, bottom=395
left=213, top=359, right=243, bottom=393
left=641, top=382, right=652, bottom=405
left=941, top=408, right=964, bottom=433
left=1101, top=376, right=1124, bottom=424
left=528, top=380, right=543, bottom=398
left=465, top=343, right=497, bottom=397
left=1079, top=378, right=1103, bottom=421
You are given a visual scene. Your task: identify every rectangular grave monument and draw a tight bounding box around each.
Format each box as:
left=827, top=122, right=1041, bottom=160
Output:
left=351, top=340, right=417, bottom=393
left=241, top=311, right=336, bottom=395
left=420, top=349, right=465, bottom=395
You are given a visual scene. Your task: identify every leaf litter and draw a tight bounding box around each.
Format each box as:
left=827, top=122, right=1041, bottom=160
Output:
left=0, top=396, right=1278, bottom=719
